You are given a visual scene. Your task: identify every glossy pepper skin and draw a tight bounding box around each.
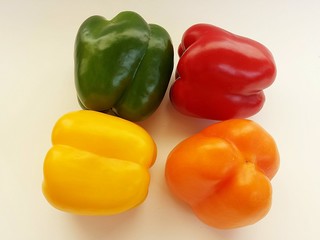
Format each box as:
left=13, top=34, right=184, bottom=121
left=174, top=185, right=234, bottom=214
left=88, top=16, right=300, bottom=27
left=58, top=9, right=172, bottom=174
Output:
left=165, top=119, right=280, bottom=229
left=42, top=110, right=157, bottom=215
left=170, top=24, right=277, bottom=120
left=75, top=11, right=174, bottom=122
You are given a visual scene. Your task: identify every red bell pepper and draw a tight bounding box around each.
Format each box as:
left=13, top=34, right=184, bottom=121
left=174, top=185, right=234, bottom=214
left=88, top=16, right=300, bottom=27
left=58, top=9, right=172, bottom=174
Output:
left=170, top=24, right=277, bottom=120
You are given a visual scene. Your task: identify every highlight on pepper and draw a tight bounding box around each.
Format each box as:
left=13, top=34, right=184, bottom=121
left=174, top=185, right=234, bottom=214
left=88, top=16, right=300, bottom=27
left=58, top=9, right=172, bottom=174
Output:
left=74, top=11, right=174, bottom=122
left=165, top=119, right=280, bottom=229
left=42, top=110, right=157, bottom=215
left=170, top=24, right=277, bottom=120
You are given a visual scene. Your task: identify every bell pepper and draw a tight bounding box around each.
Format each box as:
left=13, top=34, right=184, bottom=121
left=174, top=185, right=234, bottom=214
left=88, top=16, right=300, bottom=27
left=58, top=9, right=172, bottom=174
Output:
left=42, top=110, right=157, bottom=215
left=74, top=11, right=174, bottom=122
left=165, top=119, right=280, bottom=229
left=170, top=24, right=277, bottom=120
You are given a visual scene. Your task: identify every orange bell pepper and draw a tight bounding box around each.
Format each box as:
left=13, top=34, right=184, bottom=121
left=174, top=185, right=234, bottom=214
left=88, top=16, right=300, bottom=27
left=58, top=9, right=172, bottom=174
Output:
left=165, top=119, right=280, bottom=229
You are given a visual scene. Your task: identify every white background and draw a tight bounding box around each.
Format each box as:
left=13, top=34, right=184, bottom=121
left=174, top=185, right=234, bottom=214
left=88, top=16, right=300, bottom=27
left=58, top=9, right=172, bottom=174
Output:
left=1, top=0, right=320, bottom=239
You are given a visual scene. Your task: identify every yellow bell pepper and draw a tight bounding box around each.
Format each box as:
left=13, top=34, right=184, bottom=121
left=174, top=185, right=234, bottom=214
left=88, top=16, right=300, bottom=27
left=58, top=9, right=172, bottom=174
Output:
left=42, top=110, right=157, bottom=215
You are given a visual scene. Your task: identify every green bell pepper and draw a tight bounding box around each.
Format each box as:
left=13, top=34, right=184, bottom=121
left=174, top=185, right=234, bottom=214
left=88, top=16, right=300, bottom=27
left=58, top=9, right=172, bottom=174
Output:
left=74, top=11, right=174, bottom=121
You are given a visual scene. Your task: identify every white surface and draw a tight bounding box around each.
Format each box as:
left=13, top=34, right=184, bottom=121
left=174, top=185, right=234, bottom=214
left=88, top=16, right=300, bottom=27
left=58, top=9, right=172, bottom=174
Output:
left=1, top=0, right=320, bottom=239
